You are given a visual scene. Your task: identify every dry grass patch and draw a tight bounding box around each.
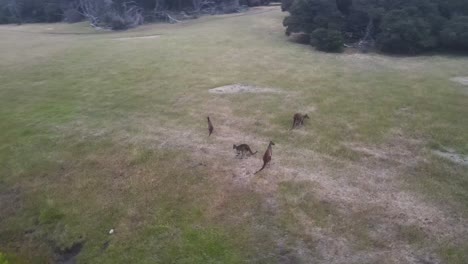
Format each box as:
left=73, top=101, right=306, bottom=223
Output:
left=61, top=90, right=467, bottom=263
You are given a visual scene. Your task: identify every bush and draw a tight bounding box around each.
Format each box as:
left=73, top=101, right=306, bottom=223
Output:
left=440, top=16, right=468, bottom=51
left=311, top=28, right=343, bottom=52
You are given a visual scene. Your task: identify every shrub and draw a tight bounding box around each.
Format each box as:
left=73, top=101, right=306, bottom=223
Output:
left=440, top=16, right=468, bottom=51
left=311, top=28, right=343, bottom=52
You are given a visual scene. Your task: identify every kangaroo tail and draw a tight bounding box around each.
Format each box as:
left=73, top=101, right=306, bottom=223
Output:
left=254, top=162, right=266, bottom=174
left=250, top=150, right=258, bottom=155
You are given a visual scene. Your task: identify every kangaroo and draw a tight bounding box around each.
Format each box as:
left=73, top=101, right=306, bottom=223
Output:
left=207, top=116, right=214, bottom=136
left=233, top=144, right=257, bottom=159
left=255, top=141, right=275, bottom=174
left=291, top=113, right=309, bottom=129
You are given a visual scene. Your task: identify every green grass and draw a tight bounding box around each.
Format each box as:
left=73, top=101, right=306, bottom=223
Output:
left=404, top=156, right=468, bottom=216
left=1, top=6, right=468, bottom=263
left=439, top=243, right=468, bottom=264
left=395, top=224, right=427, bottom=246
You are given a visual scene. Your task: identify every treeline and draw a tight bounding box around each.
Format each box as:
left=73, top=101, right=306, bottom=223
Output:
left=282, top=0, right=468, bottom=54
left=0, top=0, right=271, bottom=29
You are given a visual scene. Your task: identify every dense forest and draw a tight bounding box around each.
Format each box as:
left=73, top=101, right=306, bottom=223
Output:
left=282, top=0, right=468, bottom=54
left=0, top=0, right=271, bottom=29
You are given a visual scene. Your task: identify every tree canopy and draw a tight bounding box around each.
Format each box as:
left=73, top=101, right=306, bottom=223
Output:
left=0, top=0, right=270, bottom=28
left=283, top=0, right=468, bottom=54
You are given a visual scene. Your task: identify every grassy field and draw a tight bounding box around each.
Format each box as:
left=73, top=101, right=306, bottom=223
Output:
left=1, top=6, right=468, bottom=263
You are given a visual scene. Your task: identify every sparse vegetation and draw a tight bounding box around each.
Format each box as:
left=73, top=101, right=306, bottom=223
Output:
left=0, top=6, right=467, bottom=264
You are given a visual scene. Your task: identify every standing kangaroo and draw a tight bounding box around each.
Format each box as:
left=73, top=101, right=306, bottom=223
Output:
left=207, top=116, right=214, bottom=136
left=233, top=144, right=257, bottom=159
left=255, top=141, right=275, bottom=174
left=291, top=113, right=309, bottom=129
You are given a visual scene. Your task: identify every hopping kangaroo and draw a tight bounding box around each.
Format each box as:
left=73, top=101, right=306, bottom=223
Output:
left=207, top=116, right=214, bottom=136
left=291, top=113, right=309, bottom=129
left=233, top=144, right=257, bottom=159
left=255, top=141, right=275, bottom=174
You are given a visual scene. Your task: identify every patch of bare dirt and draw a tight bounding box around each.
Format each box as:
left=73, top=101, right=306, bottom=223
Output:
left=450, top=77, right=468, bottom=86
left=113, top=35, right=160, bottom=41
left=343, top=134, right=422, bottom=167
left=432, top=149, right=468, bottom=166
left=209, top=84, right=282, bottom=94
left=0, top=185, right=22, bottom=223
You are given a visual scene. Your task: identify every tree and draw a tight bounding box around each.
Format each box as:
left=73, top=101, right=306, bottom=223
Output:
left=440, top=16, right=468, bottom=50
left=376, top=9, right=437, bottom=54
left=281, top=0, right=293, bottom=11
left=283, top=0, right=343, bottom=35
left=282, top=0, right=468, bottom=54
left=0, top=0, right=252, bottom=26
left=0, top=0, right=23, bottom=23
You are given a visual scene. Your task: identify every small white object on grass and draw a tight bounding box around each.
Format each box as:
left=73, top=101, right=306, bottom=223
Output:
left=109, top=229, right=115, bottom=235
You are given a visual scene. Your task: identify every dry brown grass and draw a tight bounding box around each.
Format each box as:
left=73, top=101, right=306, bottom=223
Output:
left=53, top=87, right=466, bottom=263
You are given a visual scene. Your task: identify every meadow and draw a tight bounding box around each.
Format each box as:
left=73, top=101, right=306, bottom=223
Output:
left=1, top=6, right=467, bottom=263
